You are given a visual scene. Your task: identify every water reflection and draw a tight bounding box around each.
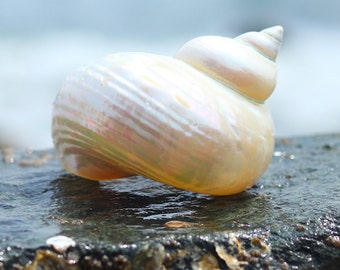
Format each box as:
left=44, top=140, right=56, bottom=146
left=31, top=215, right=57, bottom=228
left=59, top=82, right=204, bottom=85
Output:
left=50, top=174, right=273, bottom=243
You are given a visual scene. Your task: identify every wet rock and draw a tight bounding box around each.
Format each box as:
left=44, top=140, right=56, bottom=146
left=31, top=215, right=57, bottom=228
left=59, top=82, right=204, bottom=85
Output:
left=0, top=134, right=339, bottom=269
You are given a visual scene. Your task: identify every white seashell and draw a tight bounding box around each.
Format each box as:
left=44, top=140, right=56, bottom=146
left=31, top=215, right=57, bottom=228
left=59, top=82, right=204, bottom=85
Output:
left=52, top=26, right=283, bottom=195
left=46, top=235, right=76, bottom=253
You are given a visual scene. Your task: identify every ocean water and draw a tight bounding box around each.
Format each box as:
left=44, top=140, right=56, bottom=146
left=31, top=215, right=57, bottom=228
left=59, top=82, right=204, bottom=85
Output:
left=0, top=1, right=339, bottom=149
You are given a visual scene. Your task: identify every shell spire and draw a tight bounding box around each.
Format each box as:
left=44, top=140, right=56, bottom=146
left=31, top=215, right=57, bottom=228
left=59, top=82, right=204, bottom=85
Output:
left=175, top=26, right=284, bottom=102
left=236, top=25, right=283, bottom=61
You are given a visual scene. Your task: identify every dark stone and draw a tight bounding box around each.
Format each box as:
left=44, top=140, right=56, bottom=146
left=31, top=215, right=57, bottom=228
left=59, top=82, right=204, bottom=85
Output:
left=0, top=134, right=339, bottom=269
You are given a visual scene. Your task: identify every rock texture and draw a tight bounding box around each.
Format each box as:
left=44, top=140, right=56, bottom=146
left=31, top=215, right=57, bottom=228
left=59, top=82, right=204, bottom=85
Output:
left=0, top=134, right=339, bottom=269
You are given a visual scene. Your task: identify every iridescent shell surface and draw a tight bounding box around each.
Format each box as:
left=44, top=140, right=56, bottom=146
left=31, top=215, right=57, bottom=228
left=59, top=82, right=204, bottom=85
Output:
left=52, top=26, right=283, bottom=195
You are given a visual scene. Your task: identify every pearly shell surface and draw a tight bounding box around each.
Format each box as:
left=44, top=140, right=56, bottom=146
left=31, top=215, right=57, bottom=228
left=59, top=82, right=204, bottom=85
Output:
left=52, top=26, right=283, bottom=195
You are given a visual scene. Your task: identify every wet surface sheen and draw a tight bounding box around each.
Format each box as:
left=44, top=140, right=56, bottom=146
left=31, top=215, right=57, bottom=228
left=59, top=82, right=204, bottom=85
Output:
left=0, top=134, right=339, bottom=253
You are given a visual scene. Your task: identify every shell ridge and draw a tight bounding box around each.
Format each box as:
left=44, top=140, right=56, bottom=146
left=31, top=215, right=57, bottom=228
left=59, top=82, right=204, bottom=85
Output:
left=79, top=56, right=216, bottom=182
left=56, top=117, right=152, bottom=179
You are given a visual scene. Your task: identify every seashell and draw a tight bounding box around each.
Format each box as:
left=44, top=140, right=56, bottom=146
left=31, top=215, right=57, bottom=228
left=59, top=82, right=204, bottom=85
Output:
left=52, top=26, right=283, bottom=195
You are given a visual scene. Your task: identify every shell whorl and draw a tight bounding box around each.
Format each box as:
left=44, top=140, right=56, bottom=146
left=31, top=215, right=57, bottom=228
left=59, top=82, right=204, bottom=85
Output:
left=236, top=25, right=283, bottom=61
left=175, top=26, right=283, bottom=102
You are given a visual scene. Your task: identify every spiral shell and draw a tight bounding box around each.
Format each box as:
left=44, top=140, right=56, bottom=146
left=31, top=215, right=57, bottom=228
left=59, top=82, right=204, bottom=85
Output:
left=52, top=26, right=283, bottom=195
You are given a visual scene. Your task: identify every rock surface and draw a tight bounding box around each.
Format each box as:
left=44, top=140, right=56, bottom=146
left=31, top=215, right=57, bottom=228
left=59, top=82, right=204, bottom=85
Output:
left=0, top=134, right=339, bottom=269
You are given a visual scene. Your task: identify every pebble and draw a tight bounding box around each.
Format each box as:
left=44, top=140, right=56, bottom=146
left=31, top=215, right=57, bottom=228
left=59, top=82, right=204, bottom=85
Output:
left=46, top=235, right=76, bottom=253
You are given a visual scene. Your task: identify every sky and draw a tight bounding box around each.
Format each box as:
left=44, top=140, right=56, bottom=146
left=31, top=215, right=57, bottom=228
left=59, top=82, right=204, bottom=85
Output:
left=0, top=0, right=339, bottom=148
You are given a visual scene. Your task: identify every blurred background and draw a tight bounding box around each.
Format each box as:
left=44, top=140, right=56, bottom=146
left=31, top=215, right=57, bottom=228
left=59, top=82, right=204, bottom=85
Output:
left=0, top=0, right=339, bottom=149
